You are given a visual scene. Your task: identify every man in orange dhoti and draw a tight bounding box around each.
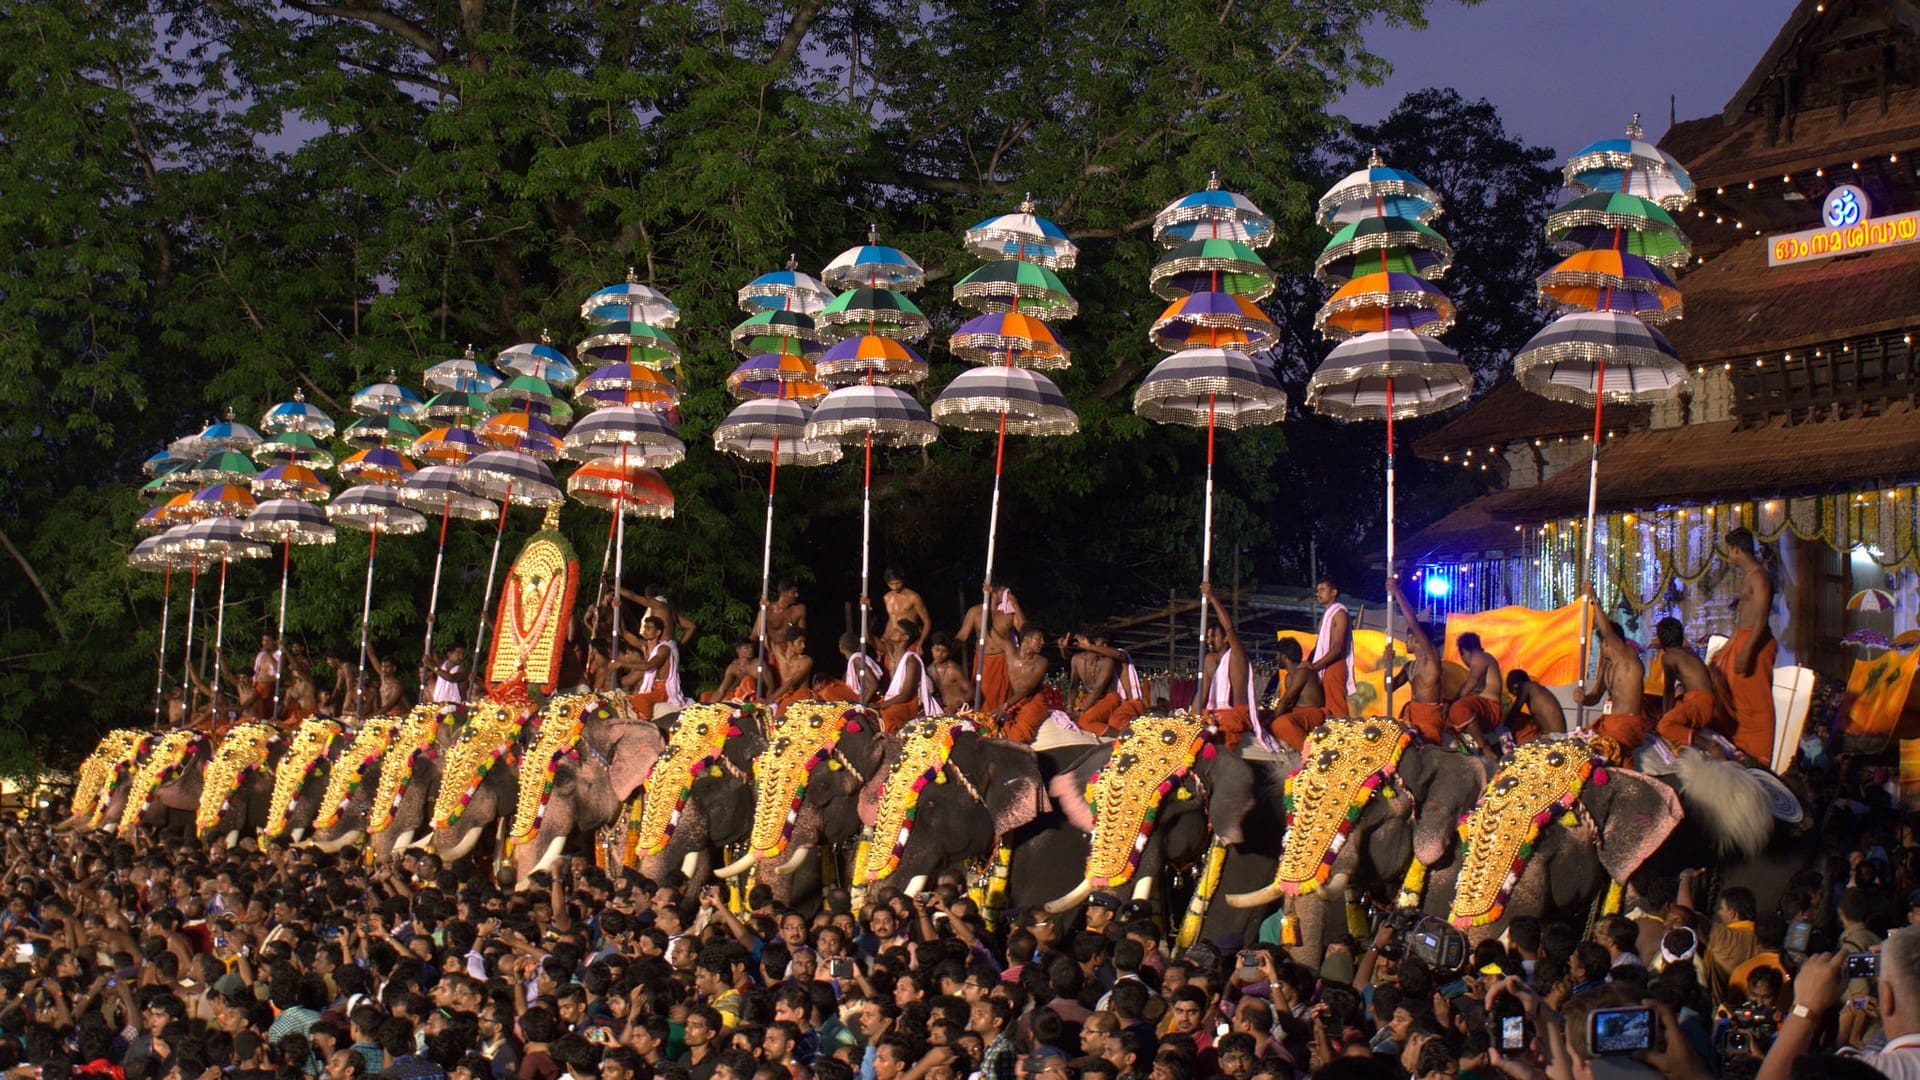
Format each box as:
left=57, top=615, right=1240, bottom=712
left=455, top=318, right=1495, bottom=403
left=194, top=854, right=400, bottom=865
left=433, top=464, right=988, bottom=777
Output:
left=704, top=642, right=761, bottom=703
left=1654, top=616, right=1717, bottom=749
left=999, top=631, right=1054, bottom=743
left=1196, top=585, right=1255, bottom=750
left=1503, top=670, right=1562, bottom=746
left=1581, top=599, right=1648, bottom=753
left=624, top=617, right=687, bottom=718
left=768, top=630, right=816, bottom=717
left=1310, top=578, right=1354, bottom=719
left=1710, top=528, right=1778, bottom=764
left=834, top=632, right=882, bottom=706
left=876, top=619, right=935, bottom=733
left=1069, top=629, right=1147, bottom=737
left=959, top=583, right=1023, bottom=713
left=1268, top=638, right=1330, bottom=752
left=1386, top=583, right=1449, bottom=745
left=1445, top=632, right=1505, bottom=742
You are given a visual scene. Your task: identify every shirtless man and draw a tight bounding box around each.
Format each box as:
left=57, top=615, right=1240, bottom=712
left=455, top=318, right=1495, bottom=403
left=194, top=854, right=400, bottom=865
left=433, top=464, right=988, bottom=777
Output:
left=831, top=632, right=882, bottom=705
left=882, top=568, right=931, bottom=653
left=1713, top=528, right=1778, bottom=763
left=164, top=686, right=188, bottom=728
left=1654, top=616, right=1716, bottom=750
left=281, top=643, right=321, bottom=722
left=1194, top=583, right=1255, bottom=749
left=1000, top=629, right=1053, bottom=742
left=1580, top=595, right=1647, bottom=752
left=252, top=634, right=279, bottom=709
left=1066, top=629, right=1145, bottom=737
left=957, top=581, right=1024, bottom=712
left=1503, top=669, right=1565, bottom=744
left=876, top=619, right=933, bottom=732
left=767, top=629, right=814, bottom=716
left=707, top=642, right=760, bottom=702
left=623, top=616, right=687, bottom=717
left=363, top=648, right=413, bottom=715
left=927, top=633, right=972, bottom=716
left=1062, top=630, right=1115, bottom=721
left=1310, top=578, right=1354, bottom=719
left=1384, top=582, right=1448, bottom=745
left=629, top=586, right=697, bottom=644
left=1268, top=638, right=1330, bottom=752
left=754, top=581, right=807, bottom=647
left=1446, top=633, right=1504, bottom=743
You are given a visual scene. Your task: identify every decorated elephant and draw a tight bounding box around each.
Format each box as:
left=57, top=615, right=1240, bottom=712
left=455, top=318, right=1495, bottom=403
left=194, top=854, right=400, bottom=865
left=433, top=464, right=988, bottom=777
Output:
left=311, top=705, right=452, bottom=860
left=431, top=698, right=536, bottom=864
left=852, top=715, right=1044, bottom=900
left=118, top=728, right=214, bottom=839
left=61, top=729, right=152, bottom=833
left=713, top=702, right=892, bottom=911
left=1028, top=714, right=1254, bottom=916
left=262, top=718, right=349, bottom=844
left=509, top=693, right=665, bottom=882
left=193, top=722, right=289, bottom=844
left=1223, top=719, right=1489, bottom=966
left=629, top=702, right=768, bottom=887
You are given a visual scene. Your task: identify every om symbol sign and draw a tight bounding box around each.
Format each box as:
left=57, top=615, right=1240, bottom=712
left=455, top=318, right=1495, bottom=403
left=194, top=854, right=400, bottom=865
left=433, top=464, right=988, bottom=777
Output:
left=1823, top=185, right=1868, bottom=228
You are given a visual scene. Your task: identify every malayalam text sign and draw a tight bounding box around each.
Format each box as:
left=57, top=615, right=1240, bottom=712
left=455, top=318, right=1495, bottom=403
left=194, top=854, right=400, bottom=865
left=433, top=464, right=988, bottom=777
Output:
left=1768, top=212, right=1920, bottom=266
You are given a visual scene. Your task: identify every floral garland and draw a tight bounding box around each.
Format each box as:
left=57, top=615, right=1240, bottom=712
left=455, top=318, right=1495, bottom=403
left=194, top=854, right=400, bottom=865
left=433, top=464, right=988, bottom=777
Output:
left=264, top=718, right=341, bottom=838
left=1083, top=713, right=1211, bottom=889
left=195, top=723, right=280, bottom=836
left=431, top=700, right=529, bottom=830
left=1448, top=739, right=1605, bottom=928
left=510, top=693, right=609, bottom=842
left=120, top=729, right=205, bottom=833
left=1272, top=718, right=1411, bottom=897
left=860, top=714, right=975, bottom=884
left=374, top=705, right=452, bottom=833
left=75, top=730, right=150, bottom=829
left=748, top=701, right=856, bottom=861
left=314, top=714, right=403, bottom=830
left=634, top=703, right=743, bottom=856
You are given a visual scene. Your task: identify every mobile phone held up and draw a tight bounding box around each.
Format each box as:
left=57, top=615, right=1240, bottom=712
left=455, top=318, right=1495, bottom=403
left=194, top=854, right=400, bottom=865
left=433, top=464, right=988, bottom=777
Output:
left=1588, top=1006, right=1657, bottom=1056
left=1847, top=951, right=1879, bottom=979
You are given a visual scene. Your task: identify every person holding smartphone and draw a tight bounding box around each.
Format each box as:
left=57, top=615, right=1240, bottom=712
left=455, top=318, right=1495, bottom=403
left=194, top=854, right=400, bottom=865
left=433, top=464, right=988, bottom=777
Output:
left=1761, top=943, right=1920, bottom=1080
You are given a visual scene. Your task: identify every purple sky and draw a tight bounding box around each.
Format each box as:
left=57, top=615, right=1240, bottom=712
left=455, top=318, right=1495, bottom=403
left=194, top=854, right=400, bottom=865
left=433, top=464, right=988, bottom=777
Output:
left=1338, top=0, right=1801, bottom=158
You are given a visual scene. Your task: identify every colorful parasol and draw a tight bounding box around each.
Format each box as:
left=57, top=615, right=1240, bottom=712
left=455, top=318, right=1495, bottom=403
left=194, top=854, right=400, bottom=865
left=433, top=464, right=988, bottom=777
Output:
left=259, top=390, right=337, bottom=439
left=566, top=463, right=675, bottom=518
left=1563, top=115, right=1696, bottom=211
left=1547, top=191, right=1691, bottom=268
left=488, top=374, right=564, bottom=415
left=499, top=334, right=580, bottom=388
left=180, top=416, right=265, bottom=457
left=242, top=498, right=337, bottom=718
left=821, top=226, right=927, bottom=292
left=577, top=321, right=681, bottom=373
left=141, top=465, right=195, bottom=499
left=337, top=447, right=416, bottom=486
left=143, top=449, right=189, bottom=478
left=184, top=451, right=260, bottom=487
left=950, top=311, right=1071, bottom=369
left=1152, top=239, right=1279, bottom=301
left=1314, top=272, right=1457, bottom=340
left=479, top=412, right=565, bottom=460
left=737, top=257, right=837, bottom=316
left=563, top=405, right=686, bottom=467
left=423, top=348, right=505, bottom=395
left=408, top=425, right=487, bottom=464
left=1134, top=349, right=1287, bottom=430
left=966, top=197, right=1080, bottom=269
left=818, top=288, right=933, bottom=342
left=933, top=367, right=1079, bottom=434
left=130, top=533, right=194, bottom=724
left=1155, top=173, right=1278, bottom=248
left=1536, top=249, right=1683, bottom=324
left=1314, top=217, right=1454, bottom=286
left=1513, top=311, right=1686, bottom=405
left=1849, top=588, right=1896, bottom=613
left=399, top=466, right=500, bottom=669
left=187, top=483, right=258, bottom=518
left=952, top=262, right=1080, bottom=317
left=727, top=353, right=822, bottom=398
left=581, top=269, right=682, bottom=328
left=1316, top=150, right=1444, bottom=230
left=730, top=310, right=828, bottom=357
left=350, top=374, right=423, bottom=419
left=342, top=414, right=424, bottom=451
left=251, top=464, right=330, bottom=502
left=251, top=432, right=334, bottom=469
left=176, top=515, right=270, bottom=719
left=816, top=335, right=929, bottom=387
left=420, top=391, right=497, bottom=429
left=575, top=364, right=682, bottom=411
left=1843, top=628, right=1894, bottom=651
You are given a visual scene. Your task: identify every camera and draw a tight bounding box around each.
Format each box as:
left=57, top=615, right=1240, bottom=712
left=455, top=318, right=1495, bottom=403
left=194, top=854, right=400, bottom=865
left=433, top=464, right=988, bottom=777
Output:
left=827, top=958, right=855, bottom=980
left=1237, top=951, right=1262, bottom=979
left=1847, top=951, right=1879, bottom=979
left=1722, top=1003, right=1778, bottom=1056
left=1405, top=916, right=1469, bottom=974
left=1588, top=1006, right=1656, bottom=1056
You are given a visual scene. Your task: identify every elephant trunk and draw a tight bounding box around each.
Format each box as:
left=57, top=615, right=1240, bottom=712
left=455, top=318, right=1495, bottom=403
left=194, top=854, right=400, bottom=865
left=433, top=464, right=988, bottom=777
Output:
left=714, top=851, right=756, bottom=880
left=1226, top=882, right=1286, bottom=909
left=1044, top=879, right=1093, bottom=914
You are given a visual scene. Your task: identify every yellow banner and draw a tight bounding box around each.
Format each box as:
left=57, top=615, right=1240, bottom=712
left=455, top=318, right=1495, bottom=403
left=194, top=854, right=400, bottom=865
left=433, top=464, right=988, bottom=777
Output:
left=1277, top=629, right=1465, bottom=715
left=1440, top=602, right=1589, bottom=688
left=1849, top=648, right=1920, bottom=738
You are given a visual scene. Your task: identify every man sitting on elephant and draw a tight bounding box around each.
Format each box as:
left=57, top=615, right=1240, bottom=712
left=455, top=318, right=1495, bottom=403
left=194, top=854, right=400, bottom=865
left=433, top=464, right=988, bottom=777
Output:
left=877, top=619, right=935, bottom=732
left=1269, top=637, right=1331, bottom=752
left=1581, top=592, right=1649, bottom=753
left=1386, top=583, right=1451, bottom=747
left=1446, top=633, right=1504, bottom=744
left=1196, top=583, right=1255, bottom=750
left=1000, top=629, right=1054, bottom=742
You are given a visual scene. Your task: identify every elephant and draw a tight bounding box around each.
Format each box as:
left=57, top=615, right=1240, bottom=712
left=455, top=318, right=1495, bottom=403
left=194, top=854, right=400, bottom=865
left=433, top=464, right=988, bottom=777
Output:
left=1024, top=715, right=1255, bottom=917
left=850, top=715, right=1045, bottom=900
left=263, top=718, right=351, bottom=845
left=118, top=727, right=214, bottom=840
left=311, top=705, right=455, bottom=861
left=193, top=722, right=290, bottom=844
left=61, top=729, right=151, bottom=834
left=431, top=699, right=539, bottom=865
left=1222, top=725, right=1490, bottom=967
left=509, top=693, right=666, bottom=882
left=712, top=702, right=892, bottom=911
left=631, top=702, right=769, bottom=888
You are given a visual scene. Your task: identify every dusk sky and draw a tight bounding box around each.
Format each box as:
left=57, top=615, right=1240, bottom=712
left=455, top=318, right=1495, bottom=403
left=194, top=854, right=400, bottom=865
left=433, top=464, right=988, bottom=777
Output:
left=1339, top=0, right=1802, bottom=158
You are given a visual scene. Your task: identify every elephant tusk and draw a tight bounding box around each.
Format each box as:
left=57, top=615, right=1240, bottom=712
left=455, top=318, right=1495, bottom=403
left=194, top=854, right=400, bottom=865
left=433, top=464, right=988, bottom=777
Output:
left=313, top=829, right=362, bottom=853
left=290, top=827, right=307, bottom=844
left=1043, top=879, right=1093, bottom=915
left=714, top=852, right=756, bottom=880
left=528, top=836, right=567, bottom=880
left=681, top=851, right=700, bottom=879
left=1225, top=883, right=1286, bottom=909
left=777, top=845, right=813, bottom=876
left=226, top=829, right=242, bottom=850
left=1132, top=877, right=1154, bottom=901
left=408, top=833, right=436, bottom=852
left=437, top=829, right=480, bottom=862
left=390, top=828, right=415, bottom=854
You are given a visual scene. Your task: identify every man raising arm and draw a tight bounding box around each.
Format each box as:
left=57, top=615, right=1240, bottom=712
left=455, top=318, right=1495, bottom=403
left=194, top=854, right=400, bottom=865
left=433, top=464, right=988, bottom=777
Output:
left=1194, top=583, right=1255, bottom=750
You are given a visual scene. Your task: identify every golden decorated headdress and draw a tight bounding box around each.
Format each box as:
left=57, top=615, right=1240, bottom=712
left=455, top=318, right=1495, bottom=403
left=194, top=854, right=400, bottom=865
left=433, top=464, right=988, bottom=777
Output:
left=196, top=723, right=280, bottom=836
left=120, top=729, right=205, bottom=834
left=314, top=714, right=403, bottom=831
left=1448, top=739, right=1604, bottom=928
left=633, top=703, right=748, bottom=856
left=747, top=702, right=858, bottom=861
left=74, top=730, right=150, bottom=829
left=510, top=693, right=617, bottom=841
left=1273, top=717, right=1411, bottom=896
left=431, top=700, right=528, bottom=830
left=861, top=714, right=976, bottom=884
left=264, top=718, right=342, bottom=838
left=1082, top=713, right=1211, bottom=889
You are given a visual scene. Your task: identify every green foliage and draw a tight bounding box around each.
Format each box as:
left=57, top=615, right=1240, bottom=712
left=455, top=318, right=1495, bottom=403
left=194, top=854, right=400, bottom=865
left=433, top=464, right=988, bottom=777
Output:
left=1, top=0, right=1545, bottom=769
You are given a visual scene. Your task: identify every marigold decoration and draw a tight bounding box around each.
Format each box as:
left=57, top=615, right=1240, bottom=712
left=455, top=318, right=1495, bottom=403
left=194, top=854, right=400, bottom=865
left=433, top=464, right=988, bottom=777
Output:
left=1273, top=718, right=1412, bottom=896
left=121, top=729, right=203, bottom=833
left=634, top=703, right=744, bottom=856
left=861, top=715, right=976, bottom=884
left=748, top=702, right=855, bottom=860
left=511, top=693, right=606, bottom=842
left=1081, top=714, right=1210, bottom=889
left=1448, top=739, right=1604, bottom=928
left=432, top=700, right=527, bottom=830
left=315, top=714, right=404, bottom=830
left=196, top=723, right=280, bottom=836
left=372, top=705, right=451, bottom=832
left=74, top=730, right=149, bottom=829
left=264, top=718, right=341, bottom=838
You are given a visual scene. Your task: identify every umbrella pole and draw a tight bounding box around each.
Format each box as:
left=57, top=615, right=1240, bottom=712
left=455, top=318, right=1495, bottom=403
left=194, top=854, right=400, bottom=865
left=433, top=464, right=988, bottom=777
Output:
left=611, top=446, right=628, bottom=683
left=212, top=555, right=230, bottom=723
left=423, top=496, right=451, bottom=680
left=1199, top=396, right=1216, bottom=661
left=153, top=564, right=173, bottom=727
left=1384, top=382, right=1396, bottom=721
left=755, top=448, right=779, bottom=702
left=273, top=537, right=291, bottom=721
left=858, top=432, right=873, bottom=692
left=1575, top=363, right=1606, bottom=728
left=472, top=483, right=515, bottom=690
left=974, top=410, right=1011, bottom=711
left=353, top=528, right=379, bottom=716
left=182, top=559, right=200, bottom=724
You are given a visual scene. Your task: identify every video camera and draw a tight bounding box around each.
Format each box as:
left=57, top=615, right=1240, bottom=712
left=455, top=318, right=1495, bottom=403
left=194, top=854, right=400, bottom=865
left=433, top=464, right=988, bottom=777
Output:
left=1722, top=1003, right=1779, bottom=1055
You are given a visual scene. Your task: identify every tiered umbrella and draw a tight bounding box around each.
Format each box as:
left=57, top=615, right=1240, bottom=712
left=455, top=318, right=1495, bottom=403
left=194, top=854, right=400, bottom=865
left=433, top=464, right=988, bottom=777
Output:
left=251, top=432, right=333, bottom=470
left=479, top=412, right=565, bottom=459
left=350, top=373, right=423, bottom=420
left=398, top=467, right=499, bottom=668
left=129, top=534, right=193, bottom=725
left=328, top=485, right=427, bottom=715
left=499, top=334, right=579, bottom=389
left=241, top=499, right=337, bottom=718
left=424, top=347, right=505, bottom=395
left=409, top=425, right=486, bottom=464
left=459, top=451, right=562, bottom=684
left=183, top=452, right=259, bottom=487
left=176, top=515, right=270, bottom=720
left=1305, top=154, right=1469, bottom=718
left=151, top=522, right=206, bottom=717
left=260, top=390, right=337, bottom=439
left=737, top=256, right=836, bottom=315
left=251, top=464, right=330, bottom=502
left=420, top=392, right=497, bottom=430
left=179, top=414, right=265, bottom=458
left=1134, top=176, right=1285, bottom=669
left=808, top=228, right=938, bottom=662
left=342, top=414, right=423, bottom=451
left=338, top=447, right=416, bottom=485
left=1518, top=114, right=1693, bottom=707
left=570, top=272, right=688, bottom=677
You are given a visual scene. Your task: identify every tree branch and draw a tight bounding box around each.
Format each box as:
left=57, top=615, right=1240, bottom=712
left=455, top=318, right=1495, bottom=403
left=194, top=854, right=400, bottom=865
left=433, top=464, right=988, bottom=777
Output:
left=767, top=0, right=825, bottom=73
left=0, top=527, right=68, bottom=643
left=336, top=54, right=457, bottom=96
left=285, top=0, right=451, bottom=63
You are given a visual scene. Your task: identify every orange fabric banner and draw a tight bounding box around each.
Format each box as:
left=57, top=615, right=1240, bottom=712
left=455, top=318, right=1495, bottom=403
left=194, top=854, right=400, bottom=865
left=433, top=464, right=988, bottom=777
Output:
left=1847, top=649, right=1920, bottom=738
left=1440, top=602, right=1588, bottom=688
left=1276, top=629, right=1468, bottom=717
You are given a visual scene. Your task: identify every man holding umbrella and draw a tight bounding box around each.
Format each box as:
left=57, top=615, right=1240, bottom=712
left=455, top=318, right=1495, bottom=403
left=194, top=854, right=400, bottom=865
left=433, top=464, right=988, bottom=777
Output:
left=1194, top=583, right=1254, bottom=750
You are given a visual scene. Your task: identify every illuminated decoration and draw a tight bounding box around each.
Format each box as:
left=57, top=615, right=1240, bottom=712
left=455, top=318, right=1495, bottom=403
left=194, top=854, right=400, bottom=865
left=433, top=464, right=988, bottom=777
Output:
left=431, top=700, right=529, bottom=830
left=264, top=718, right=341, bottom=838
left=635, top=703, right=750, bottom=856
left=1424, top=574, right=1452, bottom=599
left=1273, top=719, right=1411, bottom=896
left=1449, top=740, right=1604, bottom=928
left=1081, top=714, right=1211, bottom=889
left=1824, top=185, right=1872, bottom=228
left=196, top=723, right=279, bottom=836
left=315, top=713, right=403, bottom=830
left=484, top=506, right=580, bottom=693
left=121, top=729, right=204, bottom=833
left=73, top=730, right=150, bottom=829
left=375, top=705, right=452, bottom=832
left=1768, top=209, right=1919, bottom=266
left=861, top=714, right=975, bottom=884
left=748, top=701, right=855, bottom=860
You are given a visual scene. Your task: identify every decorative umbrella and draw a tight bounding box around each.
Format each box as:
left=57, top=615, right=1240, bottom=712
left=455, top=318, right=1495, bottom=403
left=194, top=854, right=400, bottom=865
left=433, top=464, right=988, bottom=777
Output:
left=576, top=322, right=681, bottom=373
left=563, top=405, right=686, bottom=466
left=488, top=375, right=563, bottom=415
left=408, top=425, right=487, bottom=464
left=399, top=466, right=500, bottom=670
left=342, top=414, right=424, bottom=451
left=952, top=262, right=1079, bottom=317
left=242, top=499, right=337, bottom=718
left=966, top=197, right=1080, bottom=268
left=583, top=269, right=682, bottom=328
left=1547, top=191, right=1692, bottom=269
left=176, top=515, right=271, bottom=721
left=129, top=534, right=193, bottom=725
left=180, top=415, right=265, bottom=457
left=950, top=312, right=1070, bottom=369
left=350, top=373, right=423, bottom=419
left=251, top=464, right=330, bottom=502
left=479, top=412, right=565, bottom=460
left=143, top=449, right=189, bottom=478
left=459, top=451, right=562, bottom=675
left=727, top=353, right=822, bottom=398
left=568, top=462, right=674, bottom=517
left=737, top=256, right=837, bottom=316
left=730, top=310, right=828, bottom=357
left=499, top=334, right=579, bottom=388
left=1315, top=151, right=1444, bottom=230
left=1155, top=174, right=1279, bottom=247
left=141, top=465, right=196, bottom=500
left=1843, top=628, right=1894, bottom=651
left=1313, top=217, right=1454, bottom=286
left=818, top=288, right=932, bottom=342
left=424, top=348, right=505, bottom=395
left=821, top=226, right=926, bottom=291
left=421, top=391, right=497, bottom=429
left=1314, top=272, right=1457, bottom=340
left=1537, top=249, right=1683, bottom=324
left=184, top=451, right=260, bottom=487
left=816, top=335, right=929, bottom=387
left=1563, top=115, right=1696, bottom=211
left=187, top=483, right=258, bottom=519
left=327, top=485, right=427, bottom=714
left=713, top=399, right=843, bottom=466
left=1153, top=239, right=1280, bottom=301
left=1849, top=588, right=1897, bottom=612
left=143, top=492, right=202, bottom=528
left=576, top=364, right=682, bottom=412
left=260, top=390, right=337, bottom=439
left=1151, top=291, right=1281, bottom=351
left=337, top=447, right=416, bottom=486
left=152, top=522, right=206, bottom=721
left=251, top=432, right=334, bottom=469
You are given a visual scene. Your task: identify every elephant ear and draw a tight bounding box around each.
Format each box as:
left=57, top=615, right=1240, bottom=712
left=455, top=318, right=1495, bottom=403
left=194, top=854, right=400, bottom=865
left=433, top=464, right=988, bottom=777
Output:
left=1402, top=748, right=1490, bottom=868
left=610, top=721, right=667, bottom=803
left=971, top=737, right=1044, bottom=836
left=1582, top=766, right=1684, bottom=886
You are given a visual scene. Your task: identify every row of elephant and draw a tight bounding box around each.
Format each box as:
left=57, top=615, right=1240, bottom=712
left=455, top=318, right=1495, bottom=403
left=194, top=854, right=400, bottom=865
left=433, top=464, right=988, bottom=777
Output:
left=64, top=699, right=1802, bottom=965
